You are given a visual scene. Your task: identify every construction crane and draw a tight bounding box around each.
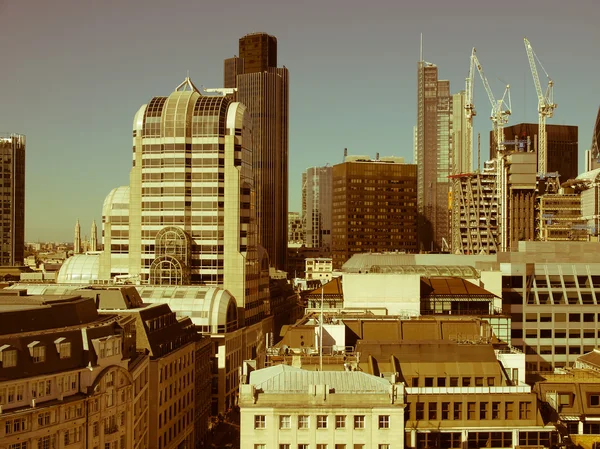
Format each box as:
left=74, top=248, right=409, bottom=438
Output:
left=524, top=37, right=557, bottom=176
left=463, top=48, right=512, bottom=252
left=464, top=49, right=477, bottom=174
left=473, top=49, right=511, bottom=252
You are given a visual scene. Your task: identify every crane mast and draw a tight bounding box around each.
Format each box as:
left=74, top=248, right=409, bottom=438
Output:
left=473, top=51, right=511, bottom=252
left=464, top=48, right=477, bottom=173
left=524, top=37, right=557, bottom=175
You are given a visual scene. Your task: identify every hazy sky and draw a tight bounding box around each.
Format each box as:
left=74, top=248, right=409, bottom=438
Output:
left=1, top=0, right=598, bottom=242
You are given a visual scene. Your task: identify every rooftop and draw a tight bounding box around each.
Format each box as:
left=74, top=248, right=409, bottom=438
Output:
left=249, top=364, right=392, bottom=393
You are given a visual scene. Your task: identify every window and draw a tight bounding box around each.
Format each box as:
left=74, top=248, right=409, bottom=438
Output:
left=59, top=342, right=72, bottom=359
left=8, top=443, right=28, bottom=449
left=378, top=446, right=390, bottom=449
left=5, top=417, right=28, bottom=434
left=106, top=372, right=114, bottom=388
left=437, top=377, right=446, bottom=387
left=93, top=422, right=99, bottom=437
left=425, top=377, right=434, bottom=387
left=64, top=427, right=82, bottom=445
left=38, top=411, right=52, bottom=427
left=411, top=377, right=419, bottom=387
left=590, top=394, right=600, bottom=407
left=335, top=415, right=346, bottom=428
left=280, top=445, right=290, bottom=449
left=335, top=446, right=346, bottom=449
left=38, top=436, right=55, bottom=449
left=353, top=445, right=364, bottom=449
left=429, top=402, right=437, bottom=420
left=279, top=415, right=291, bottom=429
left=441, top=402, right=450, bottom=420
left=379, top=415, right=390, bottom=428
left=2, top=349, right=17, bottom=367
left=415, top=402, right=425, bottom=420
left=487, top=377, right=495, bottom=386
left=317, top=415, right=328, bottom=429
left=492, top=402, right=500, bottom=419
left=253, top=415, right=266, bottom=429
left=450, top=377, right=459, bottom=387
left=254, top=446, right=266, bottom=449
left=467, top=402, right=476, bottom=420
left=298, top=415, right=309, bottom=429
left=462, top=377, right=471, bottom=387
left=475, top=377, right=484, bottom=386
left=480, top=402, right=488, bottom=420
left=353, top=415, right=365, bottom=429
left=298, top=445, right=309, bottom=449
left=317, top=445, right=328, bottom=449
left=519, top=401, right=531, bottom=420
left=32, top=345, right=46, bottom=363
left=505, top=402, right=514, bottom=419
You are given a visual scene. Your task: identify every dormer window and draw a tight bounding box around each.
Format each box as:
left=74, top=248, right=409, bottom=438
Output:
left=28, top=341, right=46, bottom=363
left=54, top=338, right=71, bottom=359
left=0, top=344, right=17, bottom=368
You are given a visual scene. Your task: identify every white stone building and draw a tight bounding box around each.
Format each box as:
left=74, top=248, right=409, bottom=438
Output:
left=239, top=365, right=405, bottom=449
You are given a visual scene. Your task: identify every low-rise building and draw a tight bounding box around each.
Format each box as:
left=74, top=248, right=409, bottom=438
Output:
left=0, top=291, right=149, bottom=449
left=305, top=258, right=333, bottom=282
left=239, top=364, right=405, bottom=449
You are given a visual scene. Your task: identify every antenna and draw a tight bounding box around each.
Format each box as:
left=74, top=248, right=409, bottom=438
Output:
left=420, top=33, right=423, bottom=62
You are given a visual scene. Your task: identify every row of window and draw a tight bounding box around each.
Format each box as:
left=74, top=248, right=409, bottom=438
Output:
left=410, top=376, right=496, bottom=388
left=0, top=341, right=71, bottom=368
left=255, top=414, right=390, bottom=430
left=0, top=375, right=78, bottom=406
left=409, top=401, right=532, bottom=421
left=255, top=445, right=389, bottom=449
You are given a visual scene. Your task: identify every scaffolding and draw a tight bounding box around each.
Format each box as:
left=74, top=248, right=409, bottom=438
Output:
left=450, top=161, right=499, bottom=254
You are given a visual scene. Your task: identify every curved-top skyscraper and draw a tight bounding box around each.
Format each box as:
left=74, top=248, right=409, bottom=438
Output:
left=100, top=78, right=264, bottom=324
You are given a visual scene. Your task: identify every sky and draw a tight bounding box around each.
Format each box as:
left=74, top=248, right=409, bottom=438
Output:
left=1, top=0, right=598, bottom=242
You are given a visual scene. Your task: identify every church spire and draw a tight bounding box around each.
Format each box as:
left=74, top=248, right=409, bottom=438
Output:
left=90, top=220, right=98, bottom=252
left=74, top=219, right=81, bottom=254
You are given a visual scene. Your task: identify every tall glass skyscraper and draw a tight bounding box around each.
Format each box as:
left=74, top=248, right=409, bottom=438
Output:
left=224, top=33, right=289, bottom=272
left=417, top=60, right=453, bottom=252
left=302, top=166, right=332, bottom=252
left=0, top=134, right=25, bottom=266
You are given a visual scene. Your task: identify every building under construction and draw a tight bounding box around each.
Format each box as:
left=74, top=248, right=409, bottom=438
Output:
left=537, top=190, right=588, bottom=241
left=450, top=161, right=499, bottom=254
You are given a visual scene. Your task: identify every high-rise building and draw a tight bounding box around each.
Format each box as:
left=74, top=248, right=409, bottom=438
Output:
left=417, top=61, right=453, bottom=251
left=100, top=77, right=265, bottom=324
left=586, top=106, right=600, bottom=172
left=301, top=166, right=332, bottom=251
left=491, top=123, right=578, bottom=181
left=0, top=133, right=25, bottom=266
left=224, top=33, right=289, bottom=272
left=331, top=155, right=418, bottom=269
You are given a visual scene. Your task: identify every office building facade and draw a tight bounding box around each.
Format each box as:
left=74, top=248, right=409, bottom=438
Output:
left=491, top=123, right=578, bottom=181
left=224, top=33, right=289, bottom=272
left=0, top=133, right=25, bottom=266
left=301, top=166, right=332, bottom=251
left=98, top=78, right=265, bottom=324
left=417, top=61, right=453, bottom=251
left=331, top=156, right=417, bottom=269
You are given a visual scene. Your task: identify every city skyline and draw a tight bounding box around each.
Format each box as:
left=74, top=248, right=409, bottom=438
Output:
left=0, top=0, right=598, bottom=241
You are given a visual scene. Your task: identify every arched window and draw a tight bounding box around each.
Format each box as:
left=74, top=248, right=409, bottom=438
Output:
left=149, top=227, right=191, bottom=285
left=149, top=255, right=189, bottom=285
left=154, top=226, right=190, bottom=260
